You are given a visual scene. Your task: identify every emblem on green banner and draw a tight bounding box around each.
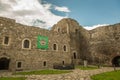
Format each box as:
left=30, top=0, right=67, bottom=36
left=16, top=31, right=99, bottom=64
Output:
left=37, top=35, right=48, bottom=49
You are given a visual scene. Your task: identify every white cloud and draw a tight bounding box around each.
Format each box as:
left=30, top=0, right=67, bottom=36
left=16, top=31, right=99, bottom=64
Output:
left=54, top=6, right=70, bottom=12
left=0, top=0, right=70, bottom=29
left=84, top=24, right=109, bottom=30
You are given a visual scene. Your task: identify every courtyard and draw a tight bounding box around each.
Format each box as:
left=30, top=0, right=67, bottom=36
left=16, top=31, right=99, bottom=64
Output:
left=0, top=67, right=119, bottom=80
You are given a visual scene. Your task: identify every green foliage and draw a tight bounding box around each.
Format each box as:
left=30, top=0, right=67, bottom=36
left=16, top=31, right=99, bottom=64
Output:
left=15, top=69, right=72, bottom=75
left=0, top=77, right=26, bottom=80
left=91, top=70, right=120, bottom=80
left=76, top=65, right=98, bottom=70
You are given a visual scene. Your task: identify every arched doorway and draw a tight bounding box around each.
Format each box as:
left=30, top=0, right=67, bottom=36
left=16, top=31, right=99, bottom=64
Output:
left=112, top=56, right=120, bottom=67
left=0, top=57, right=10, bottom=70
left=73, top=52, right=77, bottom=59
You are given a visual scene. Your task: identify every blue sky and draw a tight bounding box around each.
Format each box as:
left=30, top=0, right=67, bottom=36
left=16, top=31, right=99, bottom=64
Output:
left=44, top=0, right=120, bottom=27
left=0, top=0, right=120, bottom=30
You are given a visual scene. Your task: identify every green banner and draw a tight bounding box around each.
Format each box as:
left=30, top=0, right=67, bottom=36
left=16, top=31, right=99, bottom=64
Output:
left=37, top=35, right=48, bottom=49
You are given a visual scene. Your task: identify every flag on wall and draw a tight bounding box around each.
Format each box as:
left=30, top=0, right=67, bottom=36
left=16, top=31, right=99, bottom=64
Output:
left=37, top=35, right=48, bottom=49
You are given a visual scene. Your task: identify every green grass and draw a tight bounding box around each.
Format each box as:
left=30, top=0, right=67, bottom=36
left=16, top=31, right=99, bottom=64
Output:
left=15, top=69, right=72, bottom=75
left=0, top=77, right=26, bottom=80
left=76, top=65, right=98, bottom=70
left=91, top=70, right=120, bottom=80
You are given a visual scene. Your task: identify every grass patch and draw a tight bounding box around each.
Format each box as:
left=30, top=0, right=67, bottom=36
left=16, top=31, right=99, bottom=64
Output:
left=0, top=77, right=26, bottom=80
left=91, top=70, right=120, bottom=80
left=76, top=65, right=98, bottom=70
left=15, top=69, right=72, bottom=75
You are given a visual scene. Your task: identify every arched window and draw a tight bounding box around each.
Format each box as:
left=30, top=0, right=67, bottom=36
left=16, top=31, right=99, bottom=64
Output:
left=17, top=62, right=22, bottom=68
left=58, top=28, right=60, bottom=32
left=24, top=40, right=29, bottom=48
left=62, top=61, right=65, bottom=65
left=3, top=36, right=9, bottom=45
left=43, top=61, right=46, bottom=66
left=73, top=52, right=77, bottom=59
left=22, top=39, right=31, bottom=49
left=63, top=45, right=67, bottom=51
left=53, top=44, right=57, bottom=50
left=75, top=29, right=78, bottom=34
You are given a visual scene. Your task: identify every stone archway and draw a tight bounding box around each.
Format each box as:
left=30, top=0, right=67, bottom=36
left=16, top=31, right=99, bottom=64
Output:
left=112, top=56, right=120, bottom=67
left=0, top=57, right=10, bottom=70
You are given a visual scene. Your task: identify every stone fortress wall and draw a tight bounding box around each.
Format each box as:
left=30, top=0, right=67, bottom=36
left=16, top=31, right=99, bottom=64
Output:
left=0, top=16, right=120, bottom=71
left=89, top=24, right=120, bottom=65
left=0, top=17, right=71, bottom=71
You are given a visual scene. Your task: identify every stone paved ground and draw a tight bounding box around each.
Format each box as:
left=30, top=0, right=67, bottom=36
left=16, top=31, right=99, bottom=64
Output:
left=0, top=67, right=120, bottom=80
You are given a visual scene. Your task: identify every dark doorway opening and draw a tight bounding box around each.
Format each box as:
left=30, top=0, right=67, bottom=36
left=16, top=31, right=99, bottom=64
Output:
left=112, top=56, right=120, bottom=67
left=73, top=53, right=77, bottom=59
left=0, top=57, right=10, bottom=70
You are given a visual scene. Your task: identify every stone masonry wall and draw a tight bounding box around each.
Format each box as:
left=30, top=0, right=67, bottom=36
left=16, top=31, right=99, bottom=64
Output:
left=0, top=16, right=120, bottom=70
left=0, top=17, right=71, bottom=71
left=88, top=23, right=120, bottom=65
left=52, top=18, right=89, bottom=65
